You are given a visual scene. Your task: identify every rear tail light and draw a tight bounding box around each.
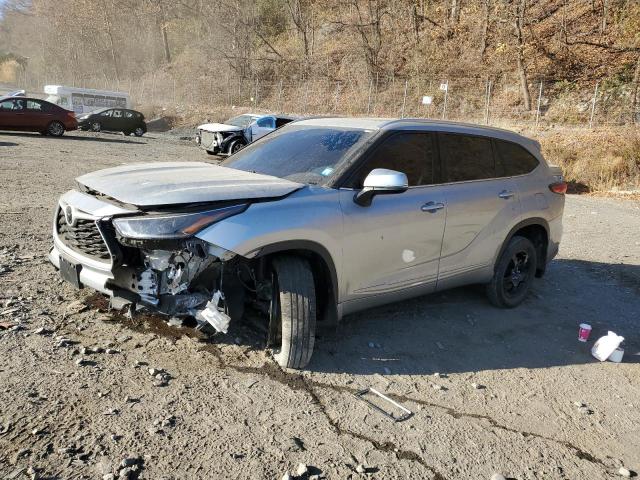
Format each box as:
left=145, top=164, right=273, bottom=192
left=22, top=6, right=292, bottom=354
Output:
left=549, top=182, right=567, bottom=194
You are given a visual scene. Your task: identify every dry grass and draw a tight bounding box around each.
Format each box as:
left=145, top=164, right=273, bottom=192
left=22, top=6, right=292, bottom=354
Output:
left=537, top=127, right=640, bottom=193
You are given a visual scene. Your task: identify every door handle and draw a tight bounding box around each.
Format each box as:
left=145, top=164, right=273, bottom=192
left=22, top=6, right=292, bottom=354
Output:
left=498, top=190, right=515, bottom=199
left=421, top=201, right=445, bottom=213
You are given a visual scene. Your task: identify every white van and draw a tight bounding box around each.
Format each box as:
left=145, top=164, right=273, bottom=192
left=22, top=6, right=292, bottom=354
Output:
left=44, top=85, right=131, bottom=114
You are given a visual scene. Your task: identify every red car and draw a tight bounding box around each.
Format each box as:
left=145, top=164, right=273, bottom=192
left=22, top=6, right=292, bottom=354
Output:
left=0, top=97, right=77, bottom=136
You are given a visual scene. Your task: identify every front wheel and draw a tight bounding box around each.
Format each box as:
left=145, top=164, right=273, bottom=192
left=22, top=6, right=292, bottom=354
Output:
left=47, top=121, right=65, bottom=137
left=486, top=236, right=537, bottom=308
left=228, top=139, right=246, bottom=155
left=269, top=256, right=317, bottom=369
left=133, top=126, right=145, bottom=137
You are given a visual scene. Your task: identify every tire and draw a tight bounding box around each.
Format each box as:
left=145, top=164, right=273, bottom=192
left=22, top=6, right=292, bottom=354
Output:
left=47, top=121, right=65, bottom=137
left=228, top=139, right=246, bottom=155
left=486, top=235, right=537, bottom=308
left=206, top=150, right=217, bottom=155
left=91, top=122, right=102, bottom=132
left=123, top=131, right=132, bottom=136
left=133, top=126, right=145, bottom=137
left=269, top=256, right=317, bottom=369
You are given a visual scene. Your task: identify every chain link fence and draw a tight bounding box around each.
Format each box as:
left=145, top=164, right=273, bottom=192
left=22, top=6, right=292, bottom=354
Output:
left=18, top=69, right=640, bottom=128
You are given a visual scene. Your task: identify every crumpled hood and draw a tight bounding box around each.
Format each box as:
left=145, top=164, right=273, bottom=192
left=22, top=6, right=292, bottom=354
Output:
left=76, top=162, right=303, bottom=207
left=197, top=123, right=244, bottom=133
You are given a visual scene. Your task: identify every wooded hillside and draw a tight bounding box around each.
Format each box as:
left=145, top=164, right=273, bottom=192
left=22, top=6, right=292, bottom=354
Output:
left=1, top=0, right=639, bottom=123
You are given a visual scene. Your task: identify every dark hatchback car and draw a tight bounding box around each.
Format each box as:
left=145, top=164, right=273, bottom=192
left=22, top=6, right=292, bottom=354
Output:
left=0, top=97, right=77, bottom=136
left=78, top=108, right=147, bottom=136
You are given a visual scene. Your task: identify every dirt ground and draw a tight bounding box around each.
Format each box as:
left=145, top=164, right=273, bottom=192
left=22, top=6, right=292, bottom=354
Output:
left=0, top=130, right=638, bottom=480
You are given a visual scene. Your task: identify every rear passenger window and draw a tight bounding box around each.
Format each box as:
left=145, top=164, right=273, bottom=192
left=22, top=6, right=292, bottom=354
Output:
left=352, top=133, right=434, bottom=188
left=495, top=140, right=539, bottom=176
left=439, top=133, right=495, bottom=182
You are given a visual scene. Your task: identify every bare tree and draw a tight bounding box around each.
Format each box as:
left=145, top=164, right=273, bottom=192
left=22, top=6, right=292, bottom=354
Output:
left=513, top=0, right=531, bottom=110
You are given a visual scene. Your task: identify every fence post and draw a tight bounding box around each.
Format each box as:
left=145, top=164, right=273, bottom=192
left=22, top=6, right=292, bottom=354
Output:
left=442, top=79, right=449, bottom=120
left=484, top=79, right=492, bottom=125
left=401, top=80, right=408, bottom=118
left=333, top=82, right=341, bottom=112
left=373, top=72, right=379, bottom=115
left=589, top=82, right=599, bottom=128
left=366, top=78, right=373, bottom=115
left=535, top=81, right=543, bottom=129
left=151, top=73, right=156, bottom=105
left=277, top=79, right=283, bottom=111
left=302, top=81, right=309, bottom=114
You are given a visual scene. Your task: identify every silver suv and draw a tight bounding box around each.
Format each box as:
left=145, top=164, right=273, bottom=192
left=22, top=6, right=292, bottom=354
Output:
left=50, top=118, right=565, bottom=369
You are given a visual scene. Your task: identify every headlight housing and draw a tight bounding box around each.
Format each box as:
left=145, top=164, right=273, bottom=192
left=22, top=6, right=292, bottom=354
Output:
left=113, top=204, right=247, bottom=240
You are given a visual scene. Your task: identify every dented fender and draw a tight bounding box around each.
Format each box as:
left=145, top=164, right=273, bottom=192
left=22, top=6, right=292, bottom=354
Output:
left=195, top=187, right=344, bottom=298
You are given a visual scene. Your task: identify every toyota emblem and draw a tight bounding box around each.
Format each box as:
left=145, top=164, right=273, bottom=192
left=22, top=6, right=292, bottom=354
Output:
left=64, top=205, right=76, bottom=227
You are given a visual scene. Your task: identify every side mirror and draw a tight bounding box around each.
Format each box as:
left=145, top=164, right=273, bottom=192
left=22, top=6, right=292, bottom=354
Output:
left=354, top=168, right=409, bottom=207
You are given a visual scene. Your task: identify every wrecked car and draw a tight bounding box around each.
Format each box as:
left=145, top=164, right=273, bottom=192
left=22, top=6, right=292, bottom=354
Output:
left=195, top=113, right=296, bottom=155
left=50, top=118, right=565, bottom=369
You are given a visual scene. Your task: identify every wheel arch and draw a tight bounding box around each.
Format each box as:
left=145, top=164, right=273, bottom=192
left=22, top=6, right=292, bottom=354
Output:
left=495, top=218, right=550, bottom=277
left=256, top=240, right=339, bottom=325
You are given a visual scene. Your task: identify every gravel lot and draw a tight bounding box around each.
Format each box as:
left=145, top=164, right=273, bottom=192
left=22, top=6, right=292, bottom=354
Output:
left=0, top=130, right=638, bottom=480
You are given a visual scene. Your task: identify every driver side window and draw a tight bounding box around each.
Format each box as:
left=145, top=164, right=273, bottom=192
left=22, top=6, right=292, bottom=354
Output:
left=350, top=132, right=435, bottom=188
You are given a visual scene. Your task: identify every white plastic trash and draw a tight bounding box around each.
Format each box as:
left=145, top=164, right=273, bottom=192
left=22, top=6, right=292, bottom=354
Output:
left=608, top=348, right=624, bottom=363
left=591, top=331, right=625, bottom=362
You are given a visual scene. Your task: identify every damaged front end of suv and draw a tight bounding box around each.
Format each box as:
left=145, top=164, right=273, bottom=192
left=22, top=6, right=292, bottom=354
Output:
left=49, top=162, right=312, bottom=365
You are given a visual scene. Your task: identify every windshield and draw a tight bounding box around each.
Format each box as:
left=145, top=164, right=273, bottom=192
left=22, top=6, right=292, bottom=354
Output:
left=225, top=114, right=257, bottom=128
left=222, top=125, right=374, bottom=184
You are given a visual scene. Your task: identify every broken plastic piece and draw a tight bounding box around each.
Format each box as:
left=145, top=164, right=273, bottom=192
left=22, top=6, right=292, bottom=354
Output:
left=354, top=387, right=413, bottom=422
left=591, top=331, right=624, bottom=361
left=195, top=290, right=231, bottom=333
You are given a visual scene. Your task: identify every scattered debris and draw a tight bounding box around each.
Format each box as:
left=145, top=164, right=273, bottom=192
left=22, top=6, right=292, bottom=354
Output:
left=618, top=467, right=632, bottom=477
left=34, top=326, right=52, bottom=335
left=591, top=331, right=625, bottom=361
left=490, top=474, right=506, bottom=480
left=578, top=323, right=592, bottom=342
left=105, top=348, right=118, bottom=354
left=471, top=382, right=485, bottom=390
left=356, top=464, right=367, bottom=474
left=281, top=473, right=292, bottom=480
left=195, top=291, right=231, bottom=333
left=103, top=408, right=120, bottom=416
left=354, top=387, right=413, bottom=422
left=296, top=463, right=309, bottom=476
left=573, top=401, right=586, bottom=408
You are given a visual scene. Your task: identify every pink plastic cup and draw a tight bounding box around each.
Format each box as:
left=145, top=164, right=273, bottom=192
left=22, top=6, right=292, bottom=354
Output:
left=578, top=323, right=592, bottom=342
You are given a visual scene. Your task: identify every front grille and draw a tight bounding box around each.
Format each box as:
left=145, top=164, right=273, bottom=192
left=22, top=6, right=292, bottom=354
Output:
left=200, top=130, right=215, bottom=148
left=56, top=208, right=111, bottom=261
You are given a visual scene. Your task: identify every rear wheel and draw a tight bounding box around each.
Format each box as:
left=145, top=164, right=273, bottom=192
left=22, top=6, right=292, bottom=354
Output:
left=47, top=121, right=65, bottom=137
left=91, top=121, right=102, bottom=132
left=133, top=126, right=145, bottom=137
left=269, top=256, right=317, bottom=369
left=486, top=236, right=537, bottom=308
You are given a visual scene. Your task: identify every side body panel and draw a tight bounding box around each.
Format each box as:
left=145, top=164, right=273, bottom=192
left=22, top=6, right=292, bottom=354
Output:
left=338, top=186, right=446, bottom=300
left=436, top=177, right=521, bottom=290
left=195, top=186, right=345, bottom=291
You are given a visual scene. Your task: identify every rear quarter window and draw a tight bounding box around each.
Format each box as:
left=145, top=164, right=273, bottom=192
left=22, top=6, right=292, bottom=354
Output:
left=495, top=140, right=539, bottom=176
